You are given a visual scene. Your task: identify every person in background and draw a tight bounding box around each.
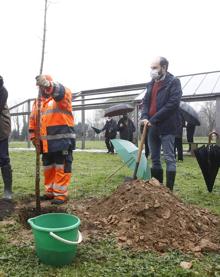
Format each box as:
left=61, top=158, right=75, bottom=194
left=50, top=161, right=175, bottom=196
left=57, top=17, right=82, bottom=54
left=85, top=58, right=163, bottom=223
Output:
left=141, top=56, right=182, bottom=191
left=174, top=113, right=185, bottom=161
left=186, top=122, right=196, bottom=152
left=102, top=117, right=117, bottom=154
left=0, top=76, right=12, bottom=200
left=117, top=114, right=135, bottom=142
left=29, top=75, right=75, bottom=205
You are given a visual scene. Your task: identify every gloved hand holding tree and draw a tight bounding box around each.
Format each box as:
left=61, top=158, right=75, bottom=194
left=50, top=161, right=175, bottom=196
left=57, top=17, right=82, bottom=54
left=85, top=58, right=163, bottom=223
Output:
left=36, top=75, right=53, bottom=88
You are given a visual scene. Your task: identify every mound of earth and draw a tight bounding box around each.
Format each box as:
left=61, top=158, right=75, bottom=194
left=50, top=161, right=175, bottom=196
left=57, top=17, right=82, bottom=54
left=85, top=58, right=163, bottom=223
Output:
left=14, top=179, right=220, bottom=253
left=72, top=179, right=220, bottom=253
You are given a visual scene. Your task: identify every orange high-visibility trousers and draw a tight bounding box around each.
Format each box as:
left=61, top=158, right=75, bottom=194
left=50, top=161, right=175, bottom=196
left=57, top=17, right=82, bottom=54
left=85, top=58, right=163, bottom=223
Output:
left=42, top=150, right=73, bottom=201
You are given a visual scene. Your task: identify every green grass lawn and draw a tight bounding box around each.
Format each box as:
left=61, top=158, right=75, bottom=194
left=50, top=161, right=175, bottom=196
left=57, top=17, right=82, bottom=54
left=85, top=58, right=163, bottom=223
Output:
left=0, top=151, right=220, bottom=276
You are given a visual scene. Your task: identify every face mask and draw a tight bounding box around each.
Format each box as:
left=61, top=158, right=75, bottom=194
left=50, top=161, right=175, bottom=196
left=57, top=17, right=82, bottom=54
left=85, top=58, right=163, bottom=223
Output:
left=150, top=69, right=164, bottom=80
left=107, top=117, right=111, bottom=121
left=150, top=69, right=160, bottom=80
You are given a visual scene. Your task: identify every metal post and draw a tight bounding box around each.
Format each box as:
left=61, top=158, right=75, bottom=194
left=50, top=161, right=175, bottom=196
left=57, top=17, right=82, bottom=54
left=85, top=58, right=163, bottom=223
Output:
left=133, top=103, right=139, bottom=146
left=27, top=99, right=31, bottom=148
left=216, top=96, right=220, bottom=145
left=81, top=96, right=85, bottom=149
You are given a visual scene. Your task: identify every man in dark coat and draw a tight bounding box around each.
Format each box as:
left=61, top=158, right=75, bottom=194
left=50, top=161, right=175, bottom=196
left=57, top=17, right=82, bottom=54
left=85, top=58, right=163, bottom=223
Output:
left=141, top=57, right=182, bottom=190
left=174, top=112, right=185, bottom=161
left=117, top=114, right=135, bottom=142
left=0, top=76, right=12, bottom=199
left=102, top=117, right=117, bottom=154
left=186, top=122, right=196, bottom=152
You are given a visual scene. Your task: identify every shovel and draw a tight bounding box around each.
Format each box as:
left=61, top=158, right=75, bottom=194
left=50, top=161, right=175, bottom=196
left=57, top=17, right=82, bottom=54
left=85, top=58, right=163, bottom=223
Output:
left=132, top=123, right=148, bottom=179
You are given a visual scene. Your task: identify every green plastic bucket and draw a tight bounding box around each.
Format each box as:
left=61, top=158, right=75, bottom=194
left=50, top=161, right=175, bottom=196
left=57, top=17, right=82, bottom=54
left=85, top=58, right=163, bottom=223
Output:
left=28, top=213, right=82, bottom=266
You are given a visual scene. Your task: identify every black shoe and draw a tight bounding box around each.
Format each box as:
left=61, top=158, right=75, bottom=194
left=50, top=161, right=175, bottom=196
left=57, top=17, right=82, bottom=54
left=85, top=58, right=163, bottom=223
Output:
left=151, top=168, right=163, bottom=183
left=166, top=171, right=176, bottom=191
left=51, top=199, right=66, bottom=205
left=40, top=195, right=53, bottom=201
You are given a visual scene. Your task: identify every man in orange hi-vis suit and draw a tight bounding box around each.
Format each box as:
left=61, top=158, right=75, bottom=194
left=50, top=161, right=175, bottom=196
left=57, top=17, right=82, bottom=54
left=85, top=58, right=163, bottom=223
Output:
left=29, top=75, right=75, bottom=204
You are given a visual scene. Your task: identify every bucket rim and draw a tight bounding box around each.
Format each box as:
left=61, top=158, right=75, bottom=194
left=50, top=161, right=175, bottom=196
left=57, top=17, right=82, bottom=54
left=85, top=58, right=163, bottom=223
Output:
left=27, top=213, right=80, bottom=232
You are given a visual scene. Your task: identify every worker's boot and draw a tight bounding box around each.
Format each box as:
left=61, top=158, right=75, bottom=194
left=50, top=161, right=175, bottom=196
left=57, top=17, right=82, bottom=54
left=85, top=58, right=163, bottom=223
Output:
left=166, top=171, right=176, bottom=191
left=151, top=168, right=163, bottom=183
left=1, top=164, right=13, bottom=200
left=51, top=199, right=66, bottom=205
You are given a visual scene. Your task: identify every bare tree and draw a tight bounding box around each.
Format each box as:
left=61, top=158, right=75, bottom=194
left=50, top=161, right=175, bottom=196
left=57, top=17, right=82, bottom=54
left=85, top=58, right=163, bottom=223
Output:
left=200, top=101, right=216, bottom=133
left=35, top=0, right=49, bottom=212
left=93, top=109, right=105, bottom=129
left=13, top=108, right=20, bottom=135
left=39, top=0, right=48, bottom=74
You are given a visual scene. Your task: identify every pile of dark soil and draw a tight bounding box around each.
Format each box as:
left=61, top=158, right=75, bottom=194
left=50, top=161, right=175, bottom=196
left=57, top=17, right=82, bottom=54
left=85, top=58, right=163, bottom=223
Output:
left=0, top=199, right=15, bottom=220
left=72, top=179, right=220, bottom=253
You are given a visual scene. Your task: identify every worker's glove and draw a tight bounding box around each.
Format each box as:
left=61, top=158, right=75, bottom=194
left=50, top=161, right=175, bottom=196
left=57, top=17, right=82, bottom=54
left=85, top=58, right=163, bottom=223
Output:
left=36, top=75, right=52, bottom=88
left=31, top=138, right=36, bottom=147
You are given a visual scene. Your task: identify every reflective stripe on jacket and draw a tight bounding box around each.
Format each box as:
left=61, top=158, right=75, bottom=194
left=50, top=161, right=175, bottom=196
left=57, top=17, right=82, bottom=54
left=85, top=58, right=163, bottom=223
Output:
left=29, top=83, right=75, bottom=153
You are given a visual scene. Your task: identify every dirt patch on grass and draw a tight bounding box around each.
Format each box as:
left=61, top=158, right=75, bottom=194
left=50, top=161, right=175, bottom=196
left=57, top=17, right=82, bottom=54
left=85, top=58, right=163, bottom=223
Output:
left=0, top=199, right=15, bottom=221
left=18, top=204, right=67, bottom=229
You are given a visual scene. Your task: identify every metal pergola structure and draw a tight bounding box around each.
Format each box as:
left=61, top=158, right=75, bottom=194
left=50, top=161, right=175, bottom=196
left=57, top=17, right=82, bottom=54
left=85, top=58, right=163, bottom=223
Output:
left=9, top=70, right=220, bottom=148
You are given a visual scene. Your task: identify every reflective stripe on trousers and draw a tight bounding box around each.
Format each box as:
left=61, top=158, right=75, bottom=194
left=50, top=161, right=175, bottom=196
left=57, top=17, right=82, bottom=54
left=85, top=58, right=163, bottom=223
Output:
left=53, top=165, right=71, bottom=200
left=43, top=161, right=71, bottom=200
left=44, top=165, right=55, bottom=198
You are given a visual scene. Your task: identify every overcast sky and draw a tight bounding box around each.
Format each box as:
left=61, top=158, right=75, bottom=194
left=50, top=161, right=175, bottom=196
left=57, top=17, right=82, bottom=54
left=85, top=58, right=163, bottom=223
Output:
left=0, top=0, right=220, bottom=107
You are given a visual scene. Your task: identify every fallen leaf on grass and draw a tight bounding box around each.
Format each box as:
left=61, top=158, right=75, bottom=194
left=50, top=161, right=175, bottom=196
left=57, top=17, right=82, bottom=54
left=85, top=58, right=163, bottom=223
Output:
left=180, top=261, right=193, bottom=269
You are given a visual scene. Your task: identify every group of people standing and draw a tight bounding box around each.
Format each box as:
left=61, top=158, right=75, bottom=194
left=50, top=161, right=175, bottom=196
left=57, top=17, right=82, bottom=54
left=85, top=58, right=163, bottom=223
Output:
left=0, top=56, right=196, bottom=203
left=101, top=114, right=135, bottom=154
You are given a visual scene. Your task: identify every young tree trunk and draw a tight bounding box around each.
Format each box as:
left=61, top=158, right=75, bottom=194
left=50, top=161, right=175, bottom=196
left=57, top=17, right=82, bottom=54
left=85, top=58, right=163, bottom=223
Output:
left=35, top=0, right=48, bottom=213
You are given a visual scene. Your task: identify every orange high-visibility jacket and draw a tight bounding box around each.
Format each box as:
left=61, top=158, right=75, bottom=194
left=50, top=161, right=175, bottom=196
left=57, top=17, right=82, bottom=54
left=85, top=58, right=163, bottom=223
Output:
left=29, top=83, right=75, bottom=153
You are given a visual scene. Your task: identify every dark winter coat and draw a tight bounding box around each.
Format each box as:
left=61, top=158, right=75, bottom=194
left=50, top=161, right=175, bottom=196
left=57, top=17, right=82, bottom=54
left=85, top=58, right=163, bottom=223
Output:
left=102, top=119, right=117, bottom=139
left=0, top=84, right=11, bottom=141
left=176, top=112, right=185, bottom=138
left=117, top=117, right=135, bottom=141
left=141, top=72, right=182, bottom=136
left=186, top=123, right=196, bottom=142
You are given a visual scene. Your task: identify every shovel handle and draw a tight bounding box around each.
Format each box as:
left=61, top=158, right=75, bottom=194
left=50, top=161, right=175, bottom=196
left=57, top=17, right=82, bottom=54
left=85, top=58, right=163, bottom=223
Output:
left=208, top=131, right=219, bottom=144
left=137, top=124, right=148, bottom=163
left=133, top=124, right=148, bottom=179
